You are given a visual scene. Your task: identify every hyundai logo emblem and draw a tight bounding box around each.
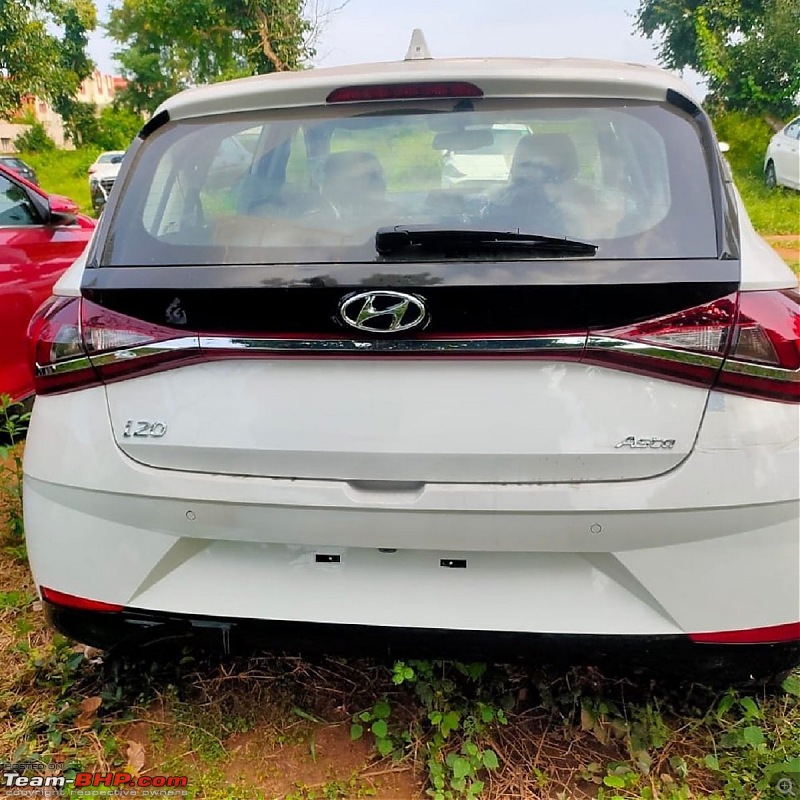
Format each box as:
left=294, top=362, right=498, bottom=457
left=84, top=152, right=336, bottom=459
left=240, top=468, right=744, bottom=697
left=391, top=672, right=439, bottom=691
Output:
left=339, top=291, right=427, bottom=333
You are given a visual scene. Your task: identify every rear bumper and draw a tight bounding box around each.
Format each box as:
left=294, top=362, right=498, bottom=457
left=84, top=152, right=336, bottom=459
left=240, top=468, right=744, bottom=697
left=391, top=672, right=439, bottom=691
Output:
left=44, top=601, right=800, bottom=680
left=24, top=388, right=800, bottom=642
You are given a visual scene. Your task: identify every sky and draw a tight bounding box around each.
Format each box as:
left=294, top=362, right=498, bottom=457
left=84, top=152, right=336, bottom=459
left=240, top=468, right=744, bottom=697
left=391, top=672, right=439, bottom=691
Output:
left=87, top=0, right=706, bottom=97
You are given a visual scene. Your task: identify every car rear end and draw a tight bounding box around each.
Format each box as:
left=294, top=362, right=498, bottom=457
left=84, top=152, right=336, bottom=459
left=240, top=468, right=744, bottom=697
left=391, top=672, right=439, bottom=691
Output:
left=23, top=60, right=799, bottom=677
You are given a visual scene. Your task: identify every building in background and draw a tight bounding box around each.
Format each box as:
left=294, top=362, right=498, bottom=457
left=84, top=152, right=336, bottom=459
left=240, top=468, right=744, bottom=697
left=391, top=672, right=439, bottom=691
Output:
left=0, top=70, right=127, bottom=152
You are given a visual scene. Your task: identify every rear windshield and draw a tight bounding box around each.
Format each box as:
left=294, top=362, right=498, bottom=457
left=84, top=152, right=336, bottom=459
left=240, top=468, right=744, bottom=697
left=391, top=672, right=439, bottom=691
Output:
left=102, top=99, right=718, bottom=265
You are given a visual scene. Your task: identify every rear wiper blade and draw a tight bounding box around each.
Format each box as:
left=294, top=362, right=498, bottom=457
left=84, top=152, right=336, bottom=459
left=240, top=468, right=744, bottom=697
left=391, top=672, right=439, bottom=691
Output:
left=375, top=225, right=597, bottom=257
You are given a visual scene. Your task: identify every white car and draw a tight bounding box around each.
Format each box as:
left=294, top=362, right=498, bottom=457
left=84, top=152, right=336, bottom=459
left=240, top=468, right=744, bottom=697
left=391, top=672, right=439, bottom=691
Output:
left=24, top=39, right=799, bottom=681
left=87, top=150, right=125, bottom=211
left=764, top=116, right=800, bottom=190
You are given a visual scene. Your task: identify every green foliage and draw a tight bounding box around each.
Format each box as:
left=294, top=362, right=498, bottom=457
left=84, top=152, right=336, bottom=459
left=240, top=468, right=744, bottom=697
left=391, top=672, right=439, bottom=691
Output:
left=94, top=105, right=143, bottom=150
left=712, top=111, right=800, bottom=235
left=62, top=103, right=142, bottom=149
left=107, top=0, right=315, bottom=114
left=700, top=686, right=800, bottom=798
left=59, top=99, right=100, bottom=146
left=353, top=661, right=509, bottom=799
left=634, top=0, right=800, bottom=117
left=0, top=395, right=30, bottom=546
left=18, top=147, right=99, bottom=213
left=713, top=111, right=775, bottom=175
left=13, top=119, right=57, bottom=152
left=0, top=0, right=97, bottom=119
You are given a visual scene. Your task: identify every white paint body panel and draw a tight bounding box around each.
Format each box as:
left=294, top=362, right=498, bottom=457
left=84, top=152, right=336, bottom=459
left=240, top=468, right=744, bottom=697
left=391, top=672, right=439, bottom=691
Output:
left=106, top=360, right=708, bottom=483
left=24, top=386, right=799, bottom=635
left=158, top=58, right=701, bottom=121
left=736, top=188, right=799, bottom=290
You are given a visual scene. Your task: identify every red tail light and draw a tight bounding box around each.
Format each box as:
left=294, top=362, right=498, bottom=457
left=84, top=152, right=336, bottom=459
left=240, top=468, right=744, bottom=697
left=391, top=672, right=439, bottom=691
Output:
left=690, top=620, right=800, bottom=644
left=716, top=289, right=800, bottom=402
left=28, top=297, right=99, bottom=394
left=41, top=586, right=123, bottom=612
left=585, top=291, right=799, bottom=402
left=29, top=298, right=200, bottom=395
left=585, top=295, right=736, bottom=388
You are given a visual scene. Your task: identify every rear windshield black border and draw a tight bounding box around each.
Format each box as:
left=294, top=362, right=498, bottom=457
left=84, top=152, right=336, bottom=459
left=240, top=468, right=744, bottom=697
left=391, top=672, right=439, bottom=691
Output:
left=81, top=258, right=740, bottom=291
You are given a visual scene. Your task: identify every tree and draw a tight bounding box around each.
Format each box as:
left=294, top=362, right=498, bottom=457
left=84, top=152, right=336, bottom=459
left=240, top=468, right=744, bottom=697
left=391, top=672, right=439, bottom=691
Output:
left=634, top=0, right=800, bottom=118
left=13, top=115, right=57, bottom=151
left=107, top=0, right=316, bottom=114
left=0, top=0, right=97, bottom=119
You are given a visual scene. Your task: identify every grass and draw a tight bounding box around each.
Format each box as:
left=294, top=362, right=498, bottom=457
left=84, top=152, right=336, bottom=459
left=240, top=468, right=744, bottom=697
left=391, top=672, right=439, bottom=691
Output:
left=18, top=148, right=103, bottom=216
left=736, top=173, right=800, bottom=236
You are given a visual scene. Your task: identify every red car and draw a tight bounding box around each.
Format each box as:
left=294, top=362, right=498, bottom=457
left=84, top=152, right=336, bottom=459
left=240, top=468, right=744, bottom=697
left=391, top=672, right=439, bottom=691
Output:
left=0, top=164, right=95, bottom=402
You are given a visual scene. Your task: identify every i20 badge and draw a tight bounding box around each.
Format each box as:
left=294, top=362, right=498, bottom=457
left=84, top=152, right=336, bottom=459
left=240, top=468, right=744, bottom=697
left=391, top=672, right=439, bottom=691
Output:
left=339, top=291, right=427, bottom=334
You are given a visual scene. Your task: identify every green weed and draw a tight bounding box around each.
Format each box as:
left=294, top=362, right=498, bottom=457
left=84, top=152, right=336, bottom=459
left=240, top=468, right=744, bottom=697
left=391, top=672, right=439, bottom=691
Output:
left=352, top=660, right=509, bottom=799
left=0, top=394, right=29, bottom=548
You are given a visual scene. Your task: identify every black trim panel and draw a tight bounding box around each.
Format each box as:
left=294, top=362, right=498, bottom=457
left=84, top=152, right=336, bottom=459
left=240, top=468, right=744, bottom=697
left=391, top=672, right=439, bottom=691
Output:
left=138, top=109, right=170, bottom=140
left=45, top=603, right=800, bottom=682
left=82, top=259, right=739, bottom=289
left=80, top=277, right=739, bottom=335
left=666, top=88, right=701, bottom=118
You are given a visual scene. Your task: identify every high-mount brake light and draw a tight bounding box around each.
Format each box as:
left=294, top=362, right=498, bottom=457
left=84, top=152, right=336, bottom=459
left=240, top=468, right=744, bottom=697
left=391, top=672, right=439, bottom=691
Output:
left=326, top=82, right=483, bottom=103
left=28, top=298, right=201, bottom=394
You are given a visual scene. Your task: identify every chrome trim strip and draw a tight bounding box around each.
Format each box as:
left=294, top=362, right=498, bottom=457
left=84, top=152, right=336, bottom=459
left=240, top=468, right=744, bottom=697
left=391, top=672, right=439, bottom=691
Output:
left=198, top=335, right=588, bottom=354
left=721, top=358, right=799, bottom=382
left=586, top=336, right=725, bottom=369
left=35, top=356, right=94, bottom=377
left=49, top=336, right=791, bottom=376
left=87, top=337, right=200, bottom=367
left=34, top=335, right=588, bottom=376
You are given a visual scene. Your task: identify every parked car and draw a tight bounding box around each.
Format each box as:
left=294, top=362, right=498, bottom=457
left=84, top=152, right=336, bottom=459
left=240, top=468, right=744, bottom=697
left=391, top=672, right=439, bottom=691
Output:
left=0, top=164, right=95, bottom=402
left=88, top=150, right=126, bottom=211
left=0, top=156, right=38, bottom=185
left=23, top=40, right=799, bottom=681
left=764, top=116, right=800, bottom=190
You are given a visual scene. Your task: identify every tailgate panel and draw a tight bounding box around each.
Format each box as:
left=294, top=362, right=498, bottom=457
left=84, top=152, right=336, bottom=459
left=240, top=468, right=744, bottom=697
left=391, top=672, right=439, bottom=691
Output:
left=107, top=358, right=706, bottom=482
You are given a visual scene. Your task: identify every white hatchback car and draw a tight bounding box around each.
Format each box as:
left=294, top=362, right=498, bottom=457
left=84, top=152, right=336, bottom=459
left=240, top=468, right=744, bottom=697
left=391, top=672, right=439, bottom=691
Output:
left=764, top=116, right=800, bottom=191
left=24, top=46, right=799, bottom=679
left=87, top=150, right=126, bottom=211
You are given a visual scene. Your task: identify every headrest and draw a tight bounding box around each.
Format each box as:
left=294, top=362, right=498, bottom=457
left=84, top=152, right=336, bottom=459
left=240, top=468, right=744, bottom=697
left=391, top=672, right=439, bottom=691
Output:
left=322, top=151, right=386, bottom=195
left=511, top=133, right=579, bottom=183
